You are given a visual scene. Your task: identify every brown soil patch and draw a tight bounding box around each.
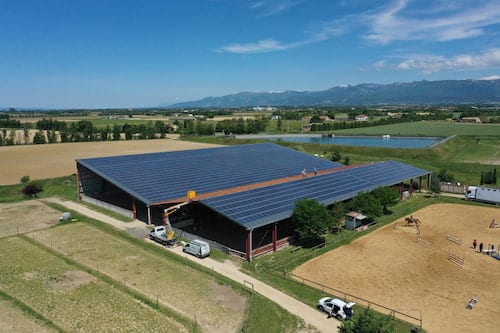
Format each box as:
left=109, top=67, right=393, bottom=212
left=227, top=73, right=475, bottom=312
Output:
left=211, top=281, right=247, bottom=312
left=294, top=203, right=500, bottom=333
left=207, top=282, right=247, bottom=333
left=0, top=200, right=60, bottom=237
left=22, top=269, right=96, bottom=293
left=0, top=139, right=220, bottom=185
left=46, top=270, right=96, bottom=293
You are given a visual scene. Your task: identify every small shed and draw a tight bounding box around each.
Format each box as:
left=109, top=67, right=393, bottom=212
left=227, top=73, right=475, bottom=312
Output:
left=345, top=211, right=367, bottom=230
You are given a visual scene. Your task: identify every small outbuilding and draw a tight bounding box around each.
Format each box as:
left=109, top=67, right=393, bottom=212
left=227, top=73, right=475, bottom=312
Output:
left=345, top=211, right=368, bottom=230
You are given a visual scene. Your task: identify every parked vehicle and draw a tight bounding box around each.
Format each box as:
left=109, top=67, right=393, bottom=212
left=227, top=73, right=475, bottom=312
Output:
left=465, top=186, right=500, bottom=205
left=150, top=201, right=191, bottom=246
left=183, top=239, right=210, bottom=258
left=149, top=226, right=177, bottom=246
left=317, top=297, right=355, bottom=320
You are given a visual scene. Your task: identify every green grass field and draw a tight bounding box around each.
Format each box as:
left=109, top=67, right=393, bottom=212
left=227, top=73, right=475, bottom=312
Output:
left=0, top=236, right=188, bottom=332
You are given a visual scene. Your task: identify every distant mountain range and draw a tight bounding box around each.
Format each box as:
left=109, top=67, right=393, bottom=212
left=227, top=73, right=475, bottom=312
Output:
left=168, top=79, right=500, bottom=108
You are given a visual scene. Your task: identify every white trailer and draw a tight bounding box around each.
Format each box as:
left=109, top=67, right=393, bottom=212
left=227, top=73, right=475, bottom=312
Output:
left=465, top=186, right=500, bottom=205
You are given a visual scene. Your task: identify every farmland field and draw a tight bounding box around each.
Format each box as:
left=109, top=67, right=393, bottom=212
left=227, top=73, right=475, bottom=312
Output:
left=0, top=139, right=220, bottom=185
left=31, top=222, right=248, bottom=333
left=0, top=236, right=188, bottom=332
left=0, top=201, right=60, bottom=237
left=0, top=298, right=55, bottom=333
left=335, top=121, right=500, bottom=136
left=294, top=203, right=500, bottom=333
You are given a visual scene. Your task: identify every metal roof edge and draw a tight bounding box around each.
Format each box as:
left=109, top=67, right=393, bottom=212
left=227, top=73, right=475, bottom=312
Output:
left=76, top=160, right=153, bottom=205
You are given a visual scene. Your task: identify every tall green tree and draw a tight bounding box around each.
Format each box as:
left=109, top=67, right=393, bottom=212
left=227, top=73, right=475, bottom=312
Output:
left=350, top=192, right=383, bottom=217
left=371, top=187, right=399, bottom=214
left=292, top=198, right=332, bottom=246
left=33, top=130, right=46, bottom=144
left=340, top=308, right=395, bottom=333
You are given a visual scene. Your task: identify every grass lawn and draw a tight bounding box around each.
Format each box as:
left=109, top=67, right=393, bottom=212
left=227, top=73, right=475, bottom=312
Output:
left=0, top=236, right=188, bottom=332
left=0, top=174, right=77, bottom=204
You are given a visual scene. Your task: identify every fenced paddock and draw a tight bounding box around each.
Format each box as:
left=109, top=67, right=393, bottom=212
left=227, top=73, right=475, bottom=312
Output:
left=293, top=203, right=500, bottom=333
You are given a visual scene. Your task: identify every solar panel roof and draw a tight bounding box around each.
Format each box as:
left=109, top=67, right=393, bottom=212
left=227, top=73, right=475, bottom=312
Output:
left=200, top=160, right=430, bottom=229
left=76, top=143, right=342, bottom=205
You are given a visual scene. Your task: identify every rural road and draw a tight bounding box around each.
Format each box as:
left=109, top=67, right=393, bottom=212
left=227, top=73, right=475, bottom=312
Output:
left=44, top=198, right=340, bottom=333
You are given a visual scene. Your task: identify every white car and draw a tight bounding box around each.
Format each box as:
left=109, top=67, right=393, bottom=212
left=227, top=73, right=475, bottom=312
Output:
left=317, top=297, right=355, bottom=320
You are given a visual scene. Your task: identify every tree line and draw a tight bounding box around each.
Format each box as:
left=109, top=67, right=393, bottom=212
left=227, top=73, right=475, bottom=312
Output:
left=178, top=116, right=268, bottom=135
left=0, top=118, right=174, bottom=145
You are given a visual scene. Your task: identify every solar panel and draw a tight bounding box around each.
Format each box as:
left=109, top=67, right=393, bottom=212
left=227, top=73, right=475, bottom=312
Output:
left=77, top=143, right=342, bottom=205
left=201, top=160, right=429, bottom=229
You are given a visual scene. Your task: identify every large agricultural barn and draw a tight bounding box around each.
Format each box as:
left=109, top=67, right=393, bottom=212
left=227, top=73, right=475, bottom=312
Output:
left=76, top=143, right=431, bottom=260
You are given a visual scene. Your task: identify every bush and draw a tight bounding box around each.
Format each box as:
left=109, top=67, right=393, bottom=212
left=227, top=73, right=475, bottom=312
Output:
left=20, top=176, right=30, bottom=184
left=21, top=184, right=42, bottom=198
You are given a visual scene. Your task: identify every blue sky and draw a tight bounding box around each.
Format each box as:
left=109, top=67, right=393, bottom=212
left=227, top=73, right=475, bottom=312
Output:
left=1, top=0, right=499, bottom=108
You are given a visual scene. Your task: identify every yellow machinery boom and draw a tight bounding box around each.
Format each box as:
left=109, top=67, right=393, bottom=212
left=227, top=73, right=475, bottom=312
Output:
left=162, top=201, right=190, bottom=240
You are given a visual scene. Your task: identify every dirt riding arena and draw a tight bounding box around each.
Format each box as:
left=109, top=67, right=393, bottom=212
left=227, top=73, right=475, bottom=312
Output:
left=0, top=138, right=220, bottom=185
left=294, top=203, right=500, bottom=333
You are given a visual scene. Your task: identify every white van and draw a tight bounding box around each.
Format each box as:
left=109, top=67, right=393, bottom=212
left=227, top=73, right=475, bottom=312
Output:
left=183, top=239, right=210, bottom=258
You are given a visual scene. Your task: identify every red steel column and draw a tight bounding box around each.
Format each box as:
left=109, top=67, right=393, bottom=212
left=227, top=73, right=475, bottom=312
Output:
left=419, top=176, right=422, bottom=192
left=272, top=223, right=277, bottom=252
left=131, top=197, right=137, bottom=219
left=399, top=182, right=403, bottom=200
left=76, top=167, right=81, bottom=200
left=410, top=178, right=413, bottom=196
left=246, top=230, right=253, bottom=261
left=427, top=174, right=431, bottom=190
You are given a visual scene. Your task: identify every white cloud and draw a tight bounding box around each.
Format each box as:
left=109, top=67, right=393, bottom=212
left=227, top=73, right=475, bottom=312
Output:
left=373, top=60, right=386, bottom=70
left=218, top=21, right=343, bottom=54
left=250, top=0, right=304, bottom=16
left=480, top=75, right=500, bottom=80
left=394, top=49, right=500, bottom=74
left=219, top=39, right=291, bottom=53
left=365, top=0, right=500, bottom=43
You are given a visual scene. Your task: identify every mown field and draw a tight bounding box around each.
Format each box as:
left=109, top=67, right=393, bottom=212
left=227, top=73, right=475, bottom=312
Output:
left=0, top=237, right=189, bottom=332
left=31, top=222, right=248, bottom=333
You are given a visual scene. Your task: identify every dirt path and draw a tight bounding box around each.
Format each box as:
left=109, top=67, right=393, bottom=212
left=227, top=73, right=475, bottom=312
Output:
left=46, top=198, right=338, bottom=333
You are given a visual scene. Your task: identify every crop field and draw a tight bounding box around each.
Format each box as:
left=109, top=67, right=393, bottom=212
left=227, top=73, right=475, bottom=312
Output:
left=0, top=139, right=220, bottom=185
left=335, top=121, right=500, bottom=137
left=0, top=236, right=188, bottom=332
left=0, top=298, right=55, bottom=333
left=31, top=222, right=248, bottom=333
left=0, top=201, right=60, bottom=237
left=294, top=203, right=500, bottom=333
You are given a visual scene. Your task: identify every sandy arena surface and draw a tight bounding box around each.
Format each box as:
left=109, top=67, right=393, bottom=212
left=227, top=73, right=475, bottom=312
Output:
left=0, top=139, right=220, bottom=185
left=294, top=203, right=500, bottom=333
